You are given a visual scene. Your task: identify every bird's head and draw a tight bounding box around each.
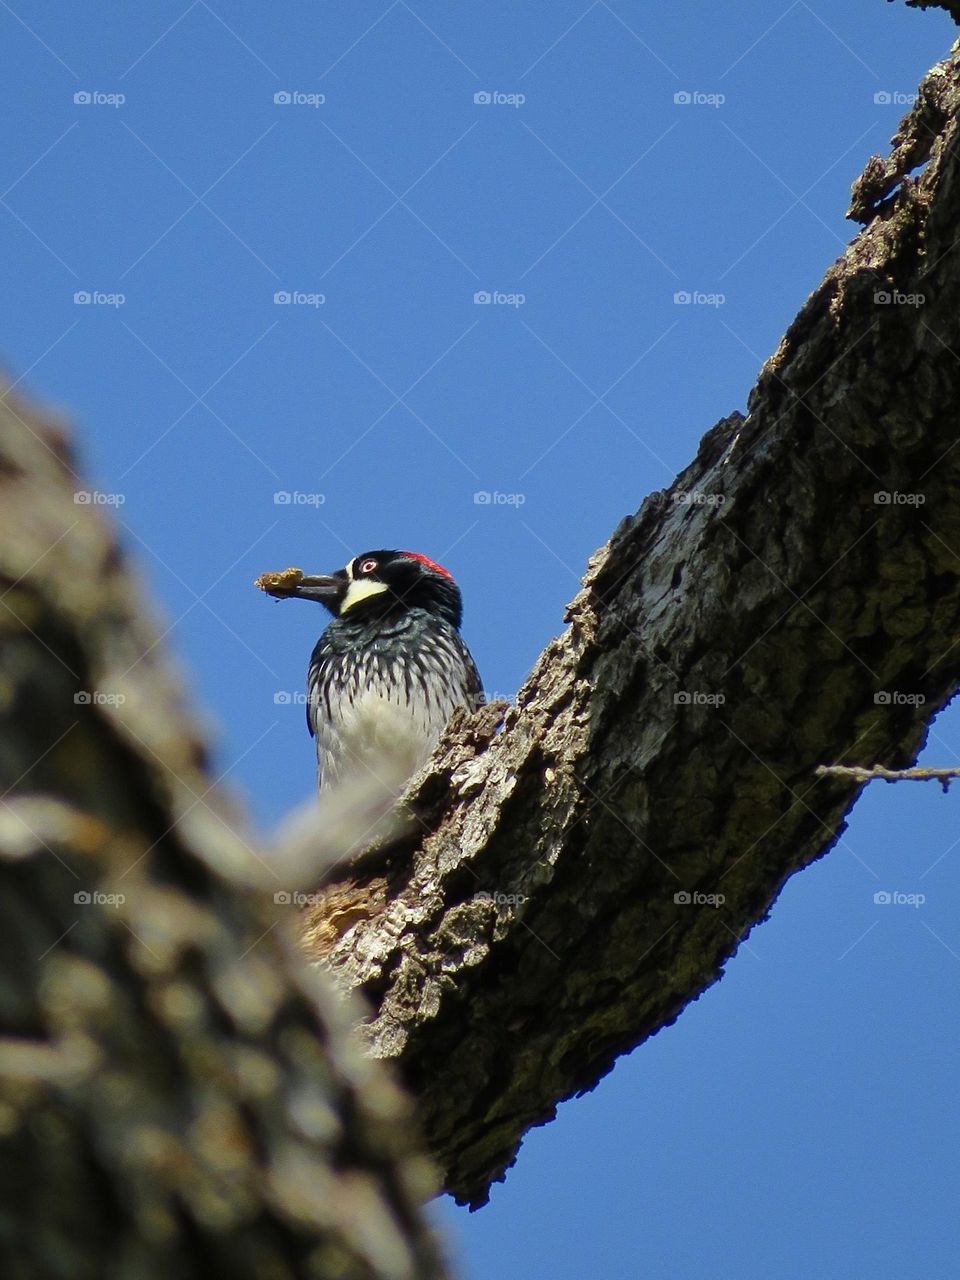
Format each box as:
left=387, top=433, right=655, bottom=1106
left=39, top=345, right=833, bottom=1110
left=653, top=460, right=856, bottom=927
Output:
left=275, top=550, right=464, bottom=627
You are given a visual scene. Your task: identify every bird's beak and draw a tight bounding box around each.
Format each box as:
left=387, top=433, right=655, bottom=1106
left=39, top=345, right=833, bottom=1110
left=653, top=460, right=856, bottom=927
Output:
left=285, top=573, right=343, bottom=605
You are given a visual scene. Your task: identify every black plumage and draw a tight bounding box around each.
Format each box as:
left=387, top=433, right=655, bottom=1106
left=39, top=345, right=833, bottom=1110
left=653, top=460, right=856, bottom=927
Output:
left=290, top=550, right=482, bottom=797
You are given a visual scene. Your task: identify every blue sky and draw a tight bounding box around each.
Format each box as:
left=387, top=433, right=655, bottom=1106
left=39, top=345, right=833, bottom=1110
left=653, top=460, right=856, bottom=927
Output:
left=4, top=3, right=960, bottom=1277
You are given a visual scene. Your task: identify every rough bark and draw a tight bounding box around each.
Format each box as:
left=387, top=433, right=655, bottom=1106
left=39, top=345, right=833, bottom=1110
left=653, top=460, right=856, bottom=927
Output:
left=3, top=29, right=960, bottom=1266
left=310, top=43, right=960, bottom=1206
left=0, top=396, right=448, bottom=1277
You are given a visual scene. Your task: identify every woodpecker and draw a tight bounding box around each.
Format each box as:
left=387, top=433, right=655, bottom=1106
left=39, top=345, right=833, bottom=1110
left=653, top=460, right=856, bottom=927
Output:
left=266, top=550, right=483, bottom=799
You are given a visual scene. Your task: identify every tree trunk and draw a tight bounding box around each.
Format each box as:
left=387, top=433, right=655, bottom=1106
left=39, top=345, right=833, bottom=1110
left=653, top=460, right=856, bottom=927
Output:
left=2, top=27, right=959, bottom=1277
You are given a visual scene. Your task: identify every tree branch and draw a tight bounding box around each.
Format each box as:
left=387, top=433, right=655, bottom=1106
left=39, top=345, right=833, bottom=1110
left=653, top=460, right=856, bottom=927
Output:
left=893, top=1, right=960, bottom=26
left=308, top=42, right=960, bottom=1206
left=817, top=764, right=960, bottom=788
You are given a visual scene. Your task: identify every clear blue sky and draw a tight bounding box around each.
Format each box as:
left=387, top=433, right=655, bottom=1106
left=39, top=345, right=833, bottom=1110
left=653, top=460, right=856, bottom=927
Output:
left=4, top=4, right=960, bottom=1277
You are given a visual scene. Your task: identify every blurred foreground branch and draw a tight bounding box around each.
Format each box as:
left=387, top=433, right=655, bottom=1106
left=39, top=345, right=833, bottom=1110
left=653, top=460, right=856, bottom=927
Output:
left=0, top=395, right=447, bottom=1278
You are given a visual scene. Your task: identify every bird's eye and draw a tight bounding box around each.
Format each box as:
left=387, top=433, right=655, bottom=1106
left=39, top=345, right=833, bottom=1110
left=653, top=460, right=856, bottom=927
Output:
left=359, top=558, right=378, bottom=575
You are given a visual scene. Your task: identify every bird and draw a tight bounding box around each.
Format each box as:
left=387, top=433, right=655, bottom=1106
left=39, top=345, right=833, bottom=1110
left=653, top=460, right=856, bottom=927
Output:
left=266, top=550, right=483, bottom=801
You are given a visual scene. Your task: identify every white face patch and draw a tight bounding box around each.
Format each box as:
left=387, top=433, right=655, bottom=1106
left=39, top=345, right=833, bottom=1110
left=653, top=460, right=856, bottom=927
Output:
left=340, top=577, right=389, bottom=614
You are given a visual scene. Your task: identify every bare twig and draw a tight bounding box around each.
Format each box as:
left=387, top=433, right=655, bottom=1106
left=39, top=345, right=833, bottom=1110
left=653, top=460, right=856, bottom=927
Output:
left=817, top=764, right=960, bottom=792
